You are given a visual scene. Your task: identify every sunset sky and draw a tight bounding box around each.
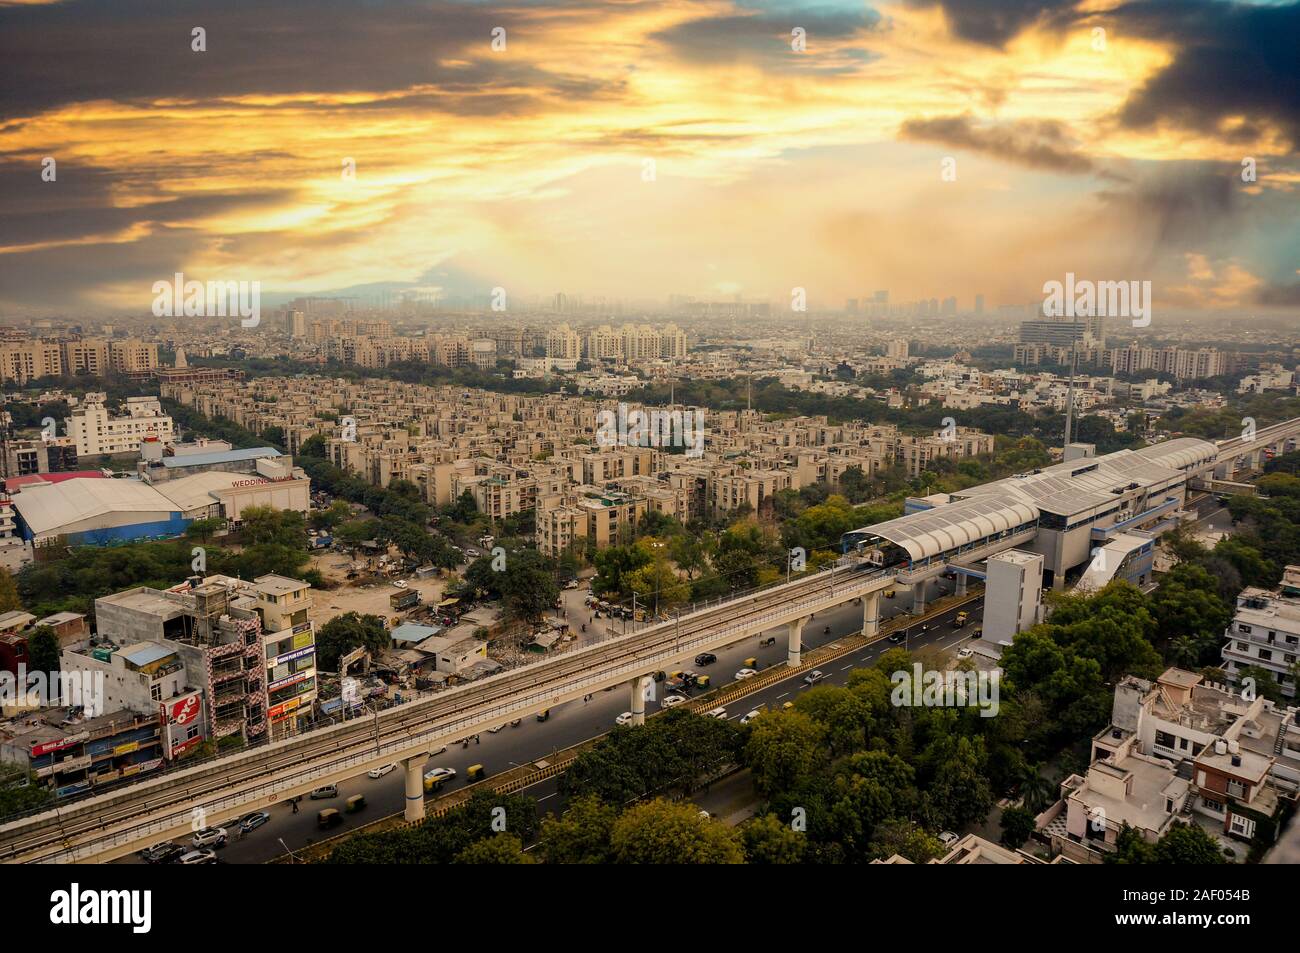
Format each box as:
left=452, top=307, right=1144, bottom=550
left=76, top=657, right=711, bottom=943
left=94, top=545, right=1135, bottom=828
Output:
left=1, top=0, right=1297, bottom=314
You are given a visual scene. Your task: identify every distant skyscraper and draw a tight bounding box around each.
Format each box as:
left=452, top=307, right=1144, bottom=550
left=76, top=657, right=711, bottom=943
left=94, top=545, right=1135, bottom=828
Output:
left=974, top=294, right=985, bottom=314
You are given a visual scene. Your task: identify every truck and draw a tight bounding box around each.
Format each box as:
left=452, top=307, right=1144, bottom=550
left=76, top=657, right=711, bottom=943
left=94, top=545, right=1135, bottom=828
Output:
left=390, top=590, right=420, bottom=612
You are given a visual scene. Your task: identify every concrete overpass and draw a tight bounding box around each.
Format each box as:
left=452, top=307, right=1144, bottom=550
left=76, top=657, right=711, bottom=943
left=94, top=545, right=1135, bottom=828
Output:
left=0, top=559, right=897, bottom=864
left=1206, top=417, right=1300, bottom=483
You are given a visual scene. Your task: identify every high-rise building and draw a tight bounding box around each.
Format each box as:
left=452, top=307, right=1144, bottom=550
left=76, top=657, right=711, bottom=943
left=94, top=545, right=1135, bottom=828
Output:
left=546, top=324, right=581, bottom=361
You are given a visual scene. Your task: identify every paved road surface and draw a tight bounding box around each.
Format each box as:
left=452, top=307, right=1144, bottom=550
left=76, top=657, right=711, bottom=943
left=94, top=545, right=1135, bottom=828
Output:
left=124, top=587, right=981, bottom=864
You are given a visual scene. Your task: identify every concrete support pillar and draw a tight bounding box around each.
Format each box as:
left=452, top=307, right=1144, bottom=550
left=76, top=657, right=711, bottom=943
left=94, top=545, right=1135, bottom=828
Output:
left=403, top=752, right=430, bottom=823
left=630, top=674, right=653, bottom=726
left=1249, top=450, right=1262, bottom=471
left=862, top=591, right=881, bottom=639
left=956, top=574, right=968, bottom=597
left=787, top=616, right=807, bottom=668
left=912, top=580, right=927, bottom=616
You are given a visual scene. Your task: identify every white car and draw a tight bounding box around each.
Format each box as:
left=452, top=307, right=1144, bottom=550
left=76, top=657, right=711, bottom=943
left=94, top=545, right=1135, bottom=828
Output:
left=367, top=763, right=397, bottom=779
left=178, top=848, right=218, bottom=864
left=957, top=647, right=973, bottom=660
left=734, top=668, right=758, bottom=681
left=705, top=707, right=728, bottom=720
left=740, top=708, right=764, bottom=726
left=393, top=580, right=409, bottom=589
left=192, top=827, right=227, bottom=849
left=661, top=694, right=688, bottom=709
left=424, top=767, right=456, bottom=784
left=939, top=831, right=960, bottom=847
left=615, top=712, right=635, bottom=726
left=564, top=579, right=580, bottom=589
left=488, top=724, right=506, bottom=733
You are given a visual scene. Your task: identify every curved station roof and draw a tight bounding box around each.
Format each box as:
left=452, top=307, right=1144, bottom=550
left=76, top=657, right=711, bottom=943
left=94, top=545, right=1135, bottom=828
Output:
left=863, top=495, right=1040, bottom=563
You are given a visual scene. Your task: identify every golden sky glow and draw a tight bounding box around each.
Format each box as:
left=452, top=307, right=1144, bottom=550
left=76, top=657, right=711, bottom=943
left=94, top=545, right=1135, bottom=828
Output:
left=0, top=0, right=1297, bottom=312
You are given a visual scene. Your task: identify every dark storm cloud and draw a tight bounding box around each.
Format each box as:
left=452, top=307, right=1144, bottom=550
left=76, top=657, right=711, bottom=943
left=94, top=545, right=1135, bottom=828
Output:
left=1111, top=0, right=1300, bottom=151
left=0, top=229, right=212, bottom=309
left=651, top=5, right=881, bottom=71
left=1256, top=282, right=1300, bottom=307
left=0, top=160, right=294, bottom=248
left=1095, top=163, right=1244, bottom=266
left=899, top=115, right=1095, bottom=173
left=904, top=0, right=1080, bottom=47
left=0, top=0, right=603, bottom=121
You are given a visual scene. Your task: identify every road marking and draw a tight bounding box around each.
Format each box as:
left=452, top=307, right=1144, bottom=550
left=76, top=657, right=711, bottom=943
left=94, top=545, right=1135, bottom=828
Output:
left=537, top=792, right=557, bottom=802
left=840, top=664, right=853, bottom=671
left=776, top=692, right=788, bottom=699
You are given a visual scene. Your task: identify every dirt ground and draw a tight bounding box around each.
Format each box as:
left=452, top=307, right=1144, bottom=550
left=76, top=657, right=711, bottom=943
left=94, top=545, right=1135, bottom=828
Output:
left=304, top=550, right=448, bottom=626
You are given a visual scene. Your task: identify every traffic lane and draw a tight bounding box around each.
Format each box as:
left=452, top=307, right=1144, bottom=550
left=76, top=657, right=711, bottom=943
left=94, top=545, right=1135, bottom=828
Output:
left=523, top=601, right=987, bottom=825
left=145, top=594, right=977, bottom=863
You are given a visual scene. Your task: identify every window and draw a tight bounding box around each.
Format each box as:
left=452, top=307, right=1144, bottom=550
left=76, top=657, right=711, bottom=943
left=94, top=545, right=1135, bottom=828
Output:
left=1227, top=779, right=1247, bottom=799
left=1229, top=814, right=1255, bottom=838
left=1238, top=624, right=1252, bottom=634
left=1155, top=730, right=1177, bottom=749
left=1201, top=797, right=1224, bottom=813
left=150, top=684, right=162, bottom=701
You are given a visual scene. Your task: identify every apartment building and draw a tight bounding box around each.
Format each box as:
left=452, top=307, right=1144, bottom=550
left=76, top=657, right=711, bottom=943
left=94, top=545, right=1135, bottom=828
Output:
left=546, top=324, right=581, bottom=361
left=1038, top=667, right=1298, bottom=861
left=1221, top=565, right=1300, bottom=699
left=0, top=339, right=62, bottom=385
left=65, top=396, right=174, bottom=456
left=536, top=487, right=648, bottom=556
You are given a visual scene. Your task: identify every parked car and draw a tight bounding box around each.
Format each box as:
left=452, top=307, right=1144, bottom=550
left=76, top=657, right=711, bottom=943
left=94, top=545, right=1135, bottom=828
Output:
left=734, top=667, right=758, bottom=681
left=367, top=763, right=397, bottom=779
left=140, top=842, right=185, bottom=864
left=309, top=785, right=338, bottom=800
left=661, top=694, right=688, bottom=708
left=938, top=831, right=959, bottom=847
left=615, top=711, right=635, bottom=726
left=957, top=647, right=973, bottom=660
left=192, top=827, right=227, bottom=849
left=488, top=723, right=506, bottom=733
left=803, top=669, right=827, bottom=686
left=393, top=580, right=409, bottom=589
left=239, top=811, right=270, bottom=834
left=178, top=848, right=218, bottom=864
left=694, top=652, right=717, bottom=666
left=564, top=579, right=580, bottom=589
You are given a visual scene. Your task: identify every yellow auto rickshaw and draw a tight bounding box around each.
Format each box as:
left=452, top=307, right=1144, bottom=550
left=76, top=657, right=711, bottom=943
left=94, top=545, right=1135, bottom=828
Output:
left=536, top=709, right=550, bottom=722
left=317, top=808, right=343, bottom=830
left=743, top=657, right=757, bottom=669
left=466, top=764, right=486, bottom=783
left=693, top=674, right=711, bottom=689
left=345, top=794, right=366, bottom=813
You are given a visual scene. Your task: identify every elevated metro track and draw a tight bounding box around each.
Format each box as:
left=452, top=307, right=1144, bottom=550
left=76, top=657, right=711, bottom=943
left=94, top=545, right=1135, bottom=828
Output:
left=0, top=560, right=897, bottom=864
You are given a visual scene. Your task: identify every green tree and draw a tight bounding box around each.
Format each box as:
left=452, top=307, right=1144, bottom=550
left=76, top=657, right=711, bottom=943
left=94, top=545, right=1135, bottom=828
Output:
left=1154, top=822, right=1227, bottom=864
left=743, top=710, right=826, bottom=799
left=453, top=833, right=535, bottom=864
left=999, top=805, right=1036, bottom=848
left=538, top=795, right=618, bottom=864
left=27, top=626, right=60, bottom=680
left=315, top=612, right=388, bottom=670
left=610, top=799, right=745, bottom=864
left=742, top=813, right=806, bottom=863
left=0, top=567, right=22, bottom=613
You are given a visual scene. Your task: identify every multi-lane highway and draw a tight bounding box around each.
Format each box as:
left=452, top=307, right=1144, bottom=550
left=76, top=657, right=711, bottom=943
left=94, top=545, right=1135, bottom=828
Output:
left=1, top=559, right=903, bottom=863
left=126, top=587, right=981, bottom=864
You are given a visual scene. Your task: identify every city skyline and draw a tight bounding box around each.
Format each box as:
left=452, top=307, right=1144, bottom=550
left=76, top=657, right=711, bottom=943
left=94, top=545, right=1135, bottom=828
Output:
left=1, top=0, right=1298, bottom=316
